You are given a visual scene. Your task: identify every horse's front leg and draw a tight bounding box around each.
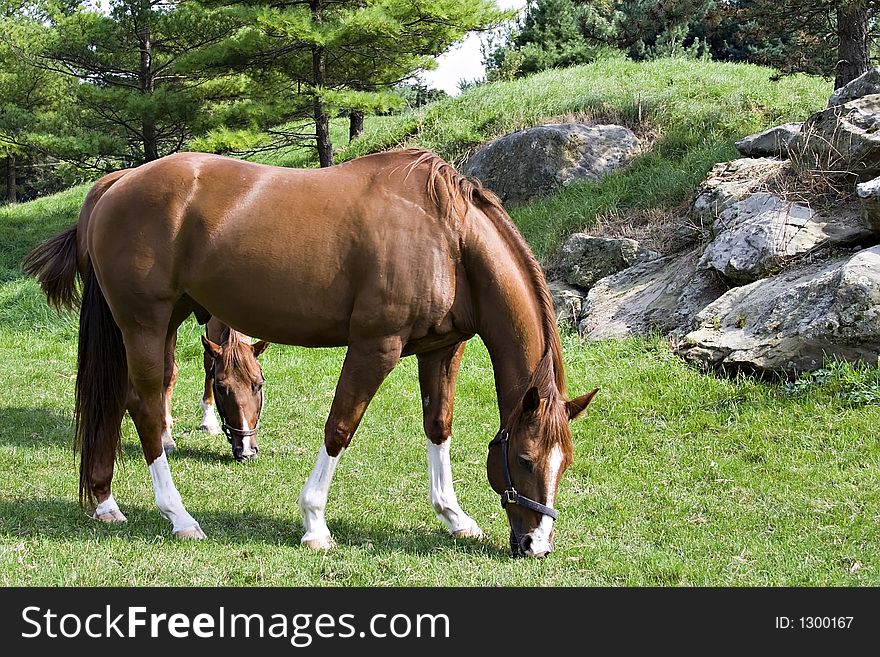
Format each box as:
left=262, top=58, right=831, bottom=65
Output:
left=199, top=318, right=222, bottom=435
left=417, top=342, right=483, bottom=539
left=299, top=335, right=403, bottom=550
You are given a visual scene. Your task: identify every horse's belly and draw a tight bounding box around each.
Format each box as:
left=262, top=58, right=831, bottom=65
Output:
left=186, top=278, right=353, bottom=347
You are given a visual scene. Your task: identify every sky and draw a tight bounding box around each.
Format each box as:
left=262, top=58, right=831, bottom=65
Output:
left=421, top=0, right=527, bottom=96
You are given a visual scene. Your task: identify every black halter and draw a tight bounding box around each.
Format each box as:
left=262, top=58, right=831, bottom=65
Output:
left=488, top=429, right=558, bottom=520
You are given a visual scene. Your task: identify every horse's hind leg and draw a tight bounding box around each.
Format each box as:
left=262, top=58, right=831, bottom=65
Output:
left=123, top=301, right=204, bottom=539
left=417, top=342, right=483, bottom=539
left=299, top=335, right=403, bottom=549
left=128, top=301, right=190, bottom=455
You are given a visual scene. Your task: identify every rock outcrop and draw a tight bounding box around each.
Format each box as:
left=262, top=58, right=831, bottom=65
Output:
left=698, top=193, right=872, bottom=284
left=555, top=233, right=660, bottom=289
left=577, top=248, right=728, bottom=339
left=792, top=95, right=880, bottom=181
left=677, top=246, right=880, bottom=376
left=734, top=123, right=802, bottom=158
left=462, top=123, right=640, bottom=206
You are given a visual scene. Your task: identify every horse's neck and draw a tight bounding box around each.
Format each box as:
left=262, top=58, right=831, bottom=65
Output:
left=466, top=230, right=548, bottom=425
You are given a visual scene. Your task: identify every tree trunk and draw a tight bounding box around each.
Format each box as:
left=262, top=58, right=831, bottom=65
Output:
left=313, top=48, right=333, bottom=168
left=311, top=1, right=333, bottom=168
left=349, top=110, right=364, bottom=143
left=835, top=1, right=870, bottom=89
left=138, top=25, right=159, bottom=162
left=4, top=156, right=16, bottom=204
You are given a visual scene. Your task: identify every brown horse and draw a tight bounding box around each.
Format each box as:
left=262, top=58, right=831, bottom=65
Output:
left=25, top=149, right=596, bottom=556
left=200, top=317, right=269, bottom=461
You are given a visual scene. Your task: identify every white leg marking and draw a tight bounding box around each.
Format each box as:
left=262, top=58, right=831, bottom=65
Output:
left=93, top=493, right=126, bottom=522
left=148, top=452, right=203, bottom=536
left=525, top=444, right=563, bottom=556
left=200, top=399, right=221, bottom=434
left=427, top=438, right=482, bottom=537
left=299, top=444, right=341, bottom=548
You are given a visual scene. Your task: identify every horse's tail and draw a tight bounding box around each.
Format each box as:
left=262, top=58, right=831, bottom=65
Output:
left=23, top=169, right=133, bottom=506
left=22, top=225, right=80, bottom=310
left=75, top=267, right=128, bottom=507
left=23, top=168, right=132, bottom=311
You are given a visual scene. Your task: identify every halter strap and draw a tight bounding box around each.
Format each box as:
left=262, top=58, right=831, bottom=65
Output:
left=488, top=429, right=558, bottom=520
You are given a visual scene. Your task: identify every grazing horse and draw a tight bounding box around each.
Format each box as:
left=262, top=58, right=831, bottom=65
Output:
left=24, top=149, right=596, bottom=556
left=200, top=317, right=269, bottom=461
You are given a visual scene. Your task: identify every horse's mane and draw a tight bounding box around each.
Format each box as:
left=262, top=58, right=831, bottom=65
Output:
left=400, top=149, right=568, bottom=416
left=219, top=327, right=261, bottom=381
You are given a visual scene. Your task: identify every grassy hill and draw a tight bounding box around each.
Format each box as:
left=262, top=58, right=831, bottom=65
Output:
left=3, top=58, right=880, bottom=586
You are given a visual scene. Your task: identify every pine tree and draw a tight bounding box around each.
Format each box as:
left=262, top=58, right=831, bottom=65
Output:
left=194, top=0, right=507, bottom=166
left=30, top=1, right=245, bottom=167
left=0, top=11, right=69, bottom=202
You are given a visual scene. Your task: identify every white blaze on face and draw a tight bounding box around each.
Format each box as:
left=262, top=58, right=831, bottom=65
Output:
left=525, top=444, right=564, bottom=556
left=240, top=415, right=255, bottom=457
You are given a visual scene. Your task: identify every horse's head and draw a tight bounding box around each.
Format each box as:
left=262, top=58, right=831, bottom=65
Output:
left=201, top=331, right=269, bottom=462
left=487, top=386, right=598, bottom=557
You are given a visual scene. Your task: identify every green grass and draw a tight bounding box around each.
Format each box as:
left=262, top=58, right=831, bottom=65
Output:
left=4, top=58, right=879, bottom=586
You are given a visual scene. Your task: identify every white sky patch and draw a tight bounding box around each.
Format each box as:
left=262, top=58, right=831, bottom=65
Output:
left=421, top=0, right=527, bottom=96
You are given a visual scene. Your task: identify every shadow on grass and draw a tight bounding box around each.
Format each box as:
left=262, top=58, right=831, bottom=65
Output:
left=0, top=498, right=511, bottom=560
left=0, top=407, right=73, bottom=447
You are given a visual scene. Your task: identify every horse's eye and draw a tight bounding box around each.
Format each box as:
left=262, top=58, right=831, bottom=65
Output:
left=253, top=381, right=264, bottom=393
left=215, top=384, right=229, bottom=396
left=518, top=456, right=534, bottom=472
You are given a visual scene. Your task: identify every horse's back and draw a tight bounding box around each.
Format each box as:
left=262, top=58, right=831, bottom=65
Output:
left=87, top=152, right=469, bottom=348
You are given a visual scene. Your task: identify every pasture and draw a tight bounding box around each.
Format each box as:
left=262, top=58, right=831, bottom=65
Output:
left=2, top=59, right=879, bottom=586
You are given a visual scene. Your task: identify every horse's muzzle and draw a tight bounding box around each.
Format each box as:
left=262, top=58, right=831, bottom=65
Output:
left=509, top=529, right=552, bottom=558
left=232, top=444, right=259, bottom=462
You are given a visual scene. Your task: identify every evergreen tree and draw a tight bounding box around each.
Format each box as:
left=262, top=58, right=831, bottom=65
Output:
left=31, top=1, right=244, bottom=167
left=0, top=12, right=70, bottom=202
left=722, top=1, right=878, bottom=87
left=194, top=0, right=507, bottom=166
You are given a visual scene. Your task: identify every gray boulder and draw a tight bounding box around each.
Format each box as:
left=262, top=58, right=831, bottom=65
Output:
left=548, top=281, right=586, bottom=328
left=855, top=175, right=880, bottom=233
left=578, top=247, right=728, bottom=339
left=828, top=68, right=880, bottom=107
left=699, top=193, right=872, bottom=284
left=555, top=233, right=660, bottom=289
left=462, top=123, right=640, bottom=206
left=692, top=157, right=786, bottom=226
left=735, top=123, right=802, bottom=158
left=677, top=246, right=880, bottom=376
left=792, top=95, right=880, bottom=181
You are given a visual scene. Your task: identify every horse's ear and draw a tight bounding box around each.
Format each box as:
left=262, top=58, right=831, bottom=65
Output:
left=521, top=386, right=542, bottom=416
left=567, top=388, right=599, bottom=421
left=252, top=340, right=270, bottom=358
left=201, top=335, right=222, bottom=360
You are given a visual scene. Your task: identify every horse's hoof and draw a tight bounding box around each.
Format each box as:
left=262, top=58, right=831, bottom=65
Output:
left=452, top=524, right=484, bottom=540
left=200, top=424, right=221, bottom=436
left=93, top=509, right=127, bottom=523
left=302, top=536, right=336, bottom=550
left=174, top=525, right=207, bottom=540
